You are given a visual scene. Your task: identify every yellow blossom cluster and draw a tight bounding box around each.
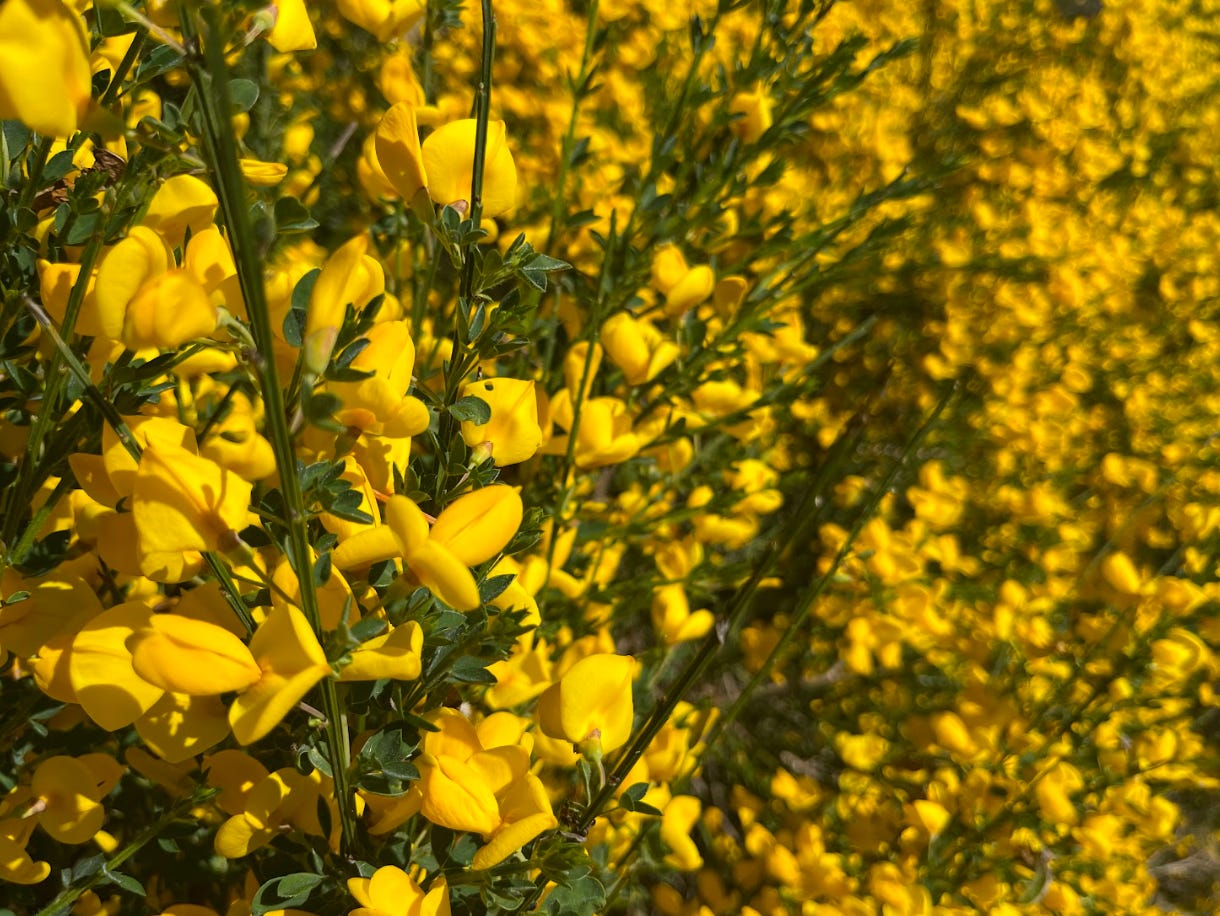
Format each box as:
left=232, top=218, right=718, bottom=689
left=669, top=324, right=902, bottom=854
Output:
left=0, top=0, right=1218, bottom=913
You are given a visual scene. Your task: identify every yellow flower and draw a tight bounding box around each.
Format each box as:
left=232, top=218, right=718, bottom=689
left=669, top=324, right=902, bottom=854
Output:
left=659, top=796, right=703, bottom=871
left=227, top=604, right=333, bottom=745
left=333, top=487, right=523, bottom=611
left=375, top=103, right=428, bottom=206
left=67, top=601, right=163, bottom=731
left=729, top=85, right=773, bottom=143
left=537, top=653, right=635, bottom=757
left=650, top=584, right=713, bottom=646
left=338, top=622, right=424, bottom=682
left=29, top=755, right=122, bottom=844
left=131, top=442, right=253, bottom=577
left=330, top=320, right=430, bottom=439
left=601, top=312, right=679, bottom=385
left=0, top=0, right=91, bottom=137
left=372, top=109, right=519, bottom=219
left=141, top=175, right=219, bottom=247
left=347, top=865, right=450, bottom=916
left=213, top=767, right=327, bottom=857
left=336, top=0, right=425, bottom=42
left=459, top=378, right=542, bottom=466
left=421, top=119, right=518, bottom=218
left=304, top=235, right=385, bottom=375
left=129, top=615, right=262, bottom=696
left=265, top=0, right=316, bottom=52
left=412, top=710, right=556, bottom=868
left=95, top=227, right=217, bottom=350
left=129, top=606, right=331, bottom=746
left=0, top=823, right=50, bottom=884
left=238, top=158, right=288, bottom=186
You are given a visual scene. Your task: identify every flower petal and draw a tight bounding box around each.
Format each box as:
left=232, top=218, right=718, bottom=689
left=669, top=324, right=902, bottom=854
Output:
left=129, top=614, right=261, bottom=695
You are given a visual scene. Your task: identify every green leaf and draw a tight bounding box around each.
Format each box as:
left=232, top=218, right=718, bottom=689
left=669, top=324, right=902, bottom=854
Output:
left=478, top=574, right=516, bottom=603
left=312, top=551, right=332, bottom=586
left=285, top=268, right=319, bottom=346
left=274, top=196, right=319, bottom=232
left=350, top=616, right=387, bottom=642
left=449, top=395, right=491, bottom=424
left=541, top=874, right=606, bottom=916
left=251, top=873, right=325, bottom=915
left=229, top=79, right=259, bottom=114
left=42, top=149, right=77, bottom=184
left=618, top=782, right=650, bottom=811
left=380, top=758, right=419, bottom=781
left=450, top=655, right=497, bottom=684
left=101, top=866, right=145, bottom=896
left=64, top=209, right=102, bottom=246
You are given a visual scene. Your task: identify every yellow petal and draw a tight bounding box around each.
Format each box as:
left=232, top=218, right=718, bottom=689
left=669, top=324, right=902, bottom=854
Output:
left=202, top=749, right=269, bottom=814
left=122, top=268, right=218, bottom=351
left=421, top=119, right=517, bottom=218
left=408, top=540, right=481, bottom=611
left=540, top=653, right=635, bottom=752
left=69, top=601, right=163, bottom=730
left=473, top=810, right=556, bottom=870
left=228, top=605, right=330, bottom=746
left=418, top=757, right=501, bottom=836
left=266, top=0, right=317, bottom=52
left=96, top=226, right=174, bottom=341
left=132, top=442, right=253, bottom=558
left=386, top=494, right=430, bottom=554
left=213, top=812, right=270, bottom=859
left=135, top=692, right=230, bottom=763
left=238, top=158, right=288, bottom=186
left=375, top=103, right=427, bottom=201
left=429, top=486, right=523, bottom=567
left=304, top=236, right=384, bottom=374
left=339, top=621, right=423, bottom=681
left=366, top=864, right=426, bottom=912
left=665, top=264, right=715, bottom=316
left=32, top=756, right=104, bottom=844
left=0, top=0, right=91, bottom=137
left=460, top=378, right=542, bottom=466
left=142, top=175, right=218, bottom=246
left=332, top=523, right=405, bottom=569
left=37, top=259, right=105, bottom=337
left=129, top=614, right=261, bottom=695
left=0, top=834, right=50, bottom=884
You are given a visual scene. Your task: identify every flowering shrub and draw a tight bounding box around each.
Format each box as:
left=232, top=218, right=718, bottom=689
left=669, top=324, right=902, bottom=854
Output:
left=1, top=0, right=1219, bottom=914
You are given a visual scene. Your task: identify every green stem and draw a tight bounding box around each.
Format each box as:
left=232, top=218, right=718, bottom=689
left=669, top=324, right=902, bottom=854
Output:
left=458, top=0, right=495, bottom=302
left=100, top=28, right=147, bottom=106
left=435, top=0, right=495, bottom=500
left=178, top=4, right=357, bottom=852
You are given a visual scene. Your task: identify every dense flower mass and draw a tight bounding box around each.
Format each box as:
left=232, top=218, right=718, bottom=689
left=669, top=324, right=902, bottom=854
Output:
left=0, top=0, right=1218, bottom=913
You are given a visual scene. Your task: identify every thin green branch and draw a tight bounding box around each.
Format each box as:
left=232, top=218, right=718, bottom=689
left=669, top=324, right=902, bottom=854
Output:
left=177, top=3, right=357, bottom=852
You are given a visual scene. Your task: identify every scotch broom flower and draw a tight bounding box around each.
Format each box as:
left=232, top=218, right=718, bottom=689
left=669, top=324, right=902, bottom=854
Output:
left=332, top=486, right=523, bottom=611
left=459, top=378, right=542, bottom=466
left=0, top=0, right=91, bottom=137
left=537, top=653, right=635, bottom=758
left=422, top=119, right=517, bottom=218
left=96, top=227, right=217, bottom=351
left=131, top=442, right=253, bottom=578
left=347, top=865, right=450, bottom=916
